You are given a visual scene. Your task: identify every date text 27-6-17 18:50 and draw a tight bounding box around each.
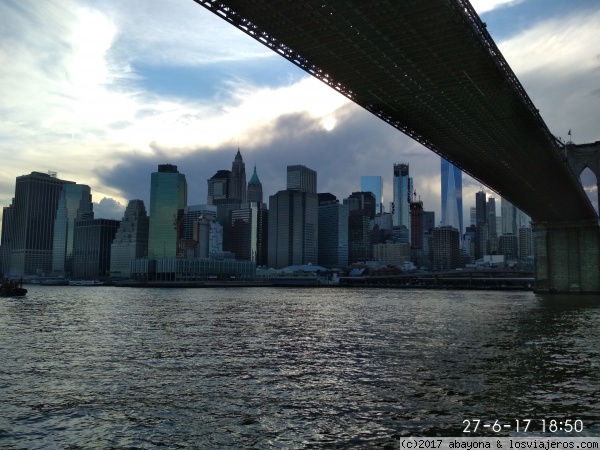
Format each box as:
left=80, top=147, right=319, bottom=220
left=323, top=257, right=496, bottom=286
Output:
left=463, top=419, right=584, bottom=433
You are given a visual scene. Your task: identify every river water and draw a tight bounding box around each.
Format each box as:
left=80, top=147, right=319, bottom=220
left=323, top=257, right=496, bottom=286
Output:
left=1, top=286, right=599, bottom=448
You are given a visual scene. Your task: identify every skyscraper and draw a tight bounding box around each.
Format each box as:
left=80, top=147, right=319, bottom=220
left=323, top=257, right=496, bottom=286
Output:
left=52, top=183, right=93, bottom=275
left=9, top=171, right=74, bottom=276
left=72, top=218, right=120, bottom=279
left=110, top=200, right=149, bottom=279
left=268, top=165, right=318, bottom=268
left=229, top=148, right=247, bottom=203
left=392, top=163, right=413, bottom=237
left=410, top=196, right=424, bottom=266
left=440, top=158, right=463, bottom=237
left=287, top=165, right=317, bottom=193
left=207, top=170, right=231, bottom=205
left=247, top=164, right=263, bottom=204
left=431, top=226, right=461, bottom=271
left=360, top=176, right=383, bottom=215
left=148, top=164, right=187, bottom=259
left=318, top=196, right=349, bottom=268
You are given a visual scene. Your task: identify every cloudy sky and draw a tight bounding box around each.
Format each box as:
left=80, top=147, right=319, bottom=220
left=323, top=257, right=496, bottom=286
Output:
left=0, top=0, right=599, bottom=225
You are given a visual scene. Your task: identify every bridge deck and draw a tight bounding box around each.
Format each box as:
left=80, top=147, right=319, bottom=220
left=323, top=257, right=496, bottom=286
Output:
left=194, top=0, right=598, bottom=223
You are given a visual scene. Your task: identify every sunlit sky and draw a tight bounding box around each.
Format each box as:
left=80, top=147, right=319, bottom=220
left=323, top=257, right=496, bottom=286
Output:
left=0, top=0, right=599, bottom=224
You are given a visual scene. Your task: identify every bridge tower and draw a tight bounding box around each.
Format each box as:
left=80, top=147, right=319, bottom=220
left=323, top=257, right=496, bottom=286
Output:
left=565, top=141, right=600, bottom=215
left=533, top=141, right=600, bottom=294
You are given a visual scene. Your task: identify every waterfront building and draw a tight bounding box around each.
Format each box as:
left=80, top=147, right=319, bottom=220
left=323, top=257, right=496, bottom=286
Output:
left=130, top=256, right=256, bottom=282
left=0, top=203, right=15, bottom=277
left=441, top=158, right=463, bottom=237
left=487, top=197, right=498, bottom=254
left=360, top=176, right=383, bottom=215
left=498, top=233, right=518, bottom=260
left=148, top=164, right=187, bottom=259
left=229, top=148, right=247, bottom=204
left=392, top=164, right=413, bottom=241
left=431, top=226, right=461, bottom=271
left=318, top=197, right=349, bottom=268
left=287, top=165, right=317, bottom=193
left=247, top=165, right=264, bottom=205
left=372, top=242, right=410, bottom=267
left=348, top=211, right=372, bottom=264
left=52, top=184, right=93, bottom=276
left=519, top=226, right=533, bottom=260
left=410, top=196, right=424, bottom=266
left=268, top=189, right=318, bottom=268
left=8, top=171, right=74, bottom=277
left=72, top=218, right=120, bottom=279
left=109, top=200, right=149, bottom=279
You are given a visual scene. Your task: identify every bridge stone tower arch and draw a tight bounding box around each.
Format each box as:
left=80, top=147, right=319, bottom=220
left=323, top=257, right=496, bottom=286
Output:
left=566, top=141, right=600, bottom=215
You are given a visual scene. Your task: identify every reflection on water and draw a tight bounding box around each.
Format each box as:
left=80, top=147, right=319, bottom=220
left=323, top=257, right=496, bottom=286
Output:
left=1, top=287, right=598, bottom=448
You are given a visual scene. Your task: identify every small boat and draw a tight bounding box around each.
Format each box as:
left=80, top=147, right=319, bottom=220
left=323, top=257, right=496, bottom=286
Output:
left=68, top=279, right=104, bottom=286
left=0, top=279, right=27, bottom=297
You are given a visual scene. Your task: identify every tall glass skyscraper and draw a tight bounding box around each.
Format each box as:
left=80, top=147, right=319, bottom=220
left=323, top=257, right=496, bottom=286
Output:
left=52, top=183, right=93, bottom=275
left=360, top=176, right=383, bottom=215
left=9, top=171, right=74, bottom=276
left=392, top=163, right=413, bottom=232
left=440, top=158, right=463, bottom=236
left=148, top=164, right=187, bottom=259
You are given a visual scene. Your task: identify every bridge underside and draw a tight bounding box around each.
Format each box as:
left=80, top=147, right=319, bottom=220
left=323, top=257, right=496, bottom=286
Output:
left=194, top=0, right=597, bottom=224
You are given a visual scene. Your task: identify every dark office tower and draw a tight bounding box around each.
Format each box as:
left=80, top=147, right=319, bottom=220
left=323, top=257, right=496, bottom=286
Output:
left=361, top=176, right=383, bottom=215
left=110, top=200, right=149, bottom=279
left=287, top=165, right=317, bottom=193
left=345, top=192, right=376, bottom=219
left=410, top=197, right=424, bottom=266
left=228, top=202, right=267, bottom=263
left=148, top=164, right=187, bottom=259
left=72, top=218, right=120, bottom=280
left=392, top=163, right=413, bottom=236
left=229, top=148, right=247, bottom=203
left=0, top=202, right=15, bottom=276
left=268, top=189, right=318, bottom=268
left=421, top=210, right=435, bottom=268
left=498, top=234, right=518, bottom=260
left=10, top=171, right=74, bottom=276
left=52, top=184, right=93, bottom=276
left=348, top=211, right=372, bottom=264
left=256, top=207, right=269, bottom=267
left=207, top=170, right=231, bottom=205
left=432, top=226, right=461, bottom=271
left=247, top=164, right=263, bottom=204
left=318, top=197, right=349, bottom=268
left=486, top=197, right=497, bottom=253
left=475, top=190, right=487, bottom=225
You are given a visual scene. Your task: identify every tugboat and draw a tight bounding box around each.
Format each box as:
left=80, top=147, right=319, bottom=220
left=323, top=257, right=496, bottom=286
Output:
left=0, top=278, right=27, bottom=297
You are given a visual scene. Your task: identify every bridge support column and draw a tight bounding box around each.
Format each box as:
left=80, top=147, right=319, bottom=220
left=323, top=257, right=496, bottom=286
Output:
left=533, top=221, right=600, bottom=293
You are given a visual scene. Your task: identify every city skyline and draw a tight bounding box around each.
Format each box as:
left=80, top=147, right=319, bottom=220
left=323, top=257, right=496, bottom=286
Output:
left=1, top=0, right=599, bottom=228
